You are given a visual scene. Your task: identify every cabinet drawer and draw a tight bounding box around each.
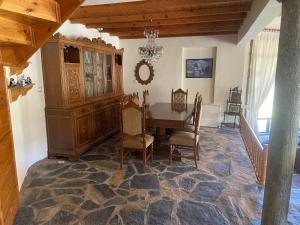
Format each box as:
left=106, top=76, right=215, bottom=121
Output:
left=75, top=106, right=90, bottom=117
left=93, top=101, right=118, bottom=111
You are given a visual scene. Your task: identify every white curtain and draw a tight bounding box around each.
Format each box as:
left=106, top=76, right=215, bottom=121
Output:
left=247, top=31, right=279, bottom=133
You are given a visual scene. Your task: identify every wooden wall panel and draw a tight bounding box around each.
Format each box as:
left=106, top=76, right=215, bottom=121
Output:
left=0, top=66, right=19, bottom=225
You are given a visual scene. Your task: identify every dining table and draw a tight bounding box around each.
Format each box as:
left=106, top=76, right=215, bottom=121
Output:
left=146, top=102, right=194, bottom=133
left=145, top=102, right=194, bottom=160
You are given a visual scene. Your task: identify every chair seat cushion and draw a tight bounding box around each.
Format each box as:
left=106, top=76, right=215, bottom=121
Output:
left=175, top=124, right=195, bottom=133
left=170, top=131, right=195, bottom=147
left=123, top=134, right=154, bottom=149
left=185, top=124, right=195, bottom=132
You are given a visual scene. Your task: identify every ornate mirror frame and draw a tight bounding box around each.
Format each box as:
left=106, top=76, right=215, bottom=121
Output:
left=134, top=60, right=154, bottom=85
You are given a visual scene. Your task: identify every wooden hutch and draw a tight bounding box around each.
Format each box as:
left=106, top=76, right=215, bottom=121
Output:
left=41, top=33, right=124, bottom=160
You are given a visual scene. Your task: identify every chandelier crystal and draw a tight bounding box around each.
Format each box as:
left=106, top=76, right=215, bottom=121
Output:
left=138, top=27, right=163, bottom=64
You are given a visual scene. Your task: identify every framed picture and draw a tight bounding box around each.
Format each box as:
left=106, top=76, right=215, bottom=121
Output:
left=186, top=58, right=213, bottom=78
left=228, top=104, right=241, bottom=114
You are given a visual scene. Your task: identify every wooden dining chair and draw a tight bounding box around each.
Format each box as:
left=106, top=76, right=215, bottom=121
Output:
left=122, top=94, right=132, bottom=105
left=119, top=100, right=154, bottom=169
left=192, top=92, right=199, bottom=125
left=182, top=95, right=203, bottom=133
left=171, top=88, right=188, bottom=106
left=132, top=92, right=139, bottom=105
left=169, top=96, right=202, bottom=168
left=143, top=90, right=150, bottom=107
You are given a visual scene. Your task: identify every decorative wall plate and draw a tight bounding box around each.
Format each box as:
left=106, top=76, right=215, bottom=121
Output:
left=134, top=60, right=154, bottom=85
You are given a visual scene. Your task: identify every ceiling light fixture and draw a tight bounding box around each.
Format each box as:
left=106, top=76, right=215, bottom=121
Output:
left=138, top=19, right=163, bottom=65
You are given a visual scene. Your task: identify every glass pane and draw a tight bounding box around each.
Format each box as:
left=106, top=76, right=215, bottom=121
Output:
left=84, top=50, right=94, bottom=97
left=96, top=52, right=104, bottom=96
left=64, top=46, right=80, bottom=63
left=257, top=119, right=267, bottom=133
left=106, top=54, right=113, bottom=93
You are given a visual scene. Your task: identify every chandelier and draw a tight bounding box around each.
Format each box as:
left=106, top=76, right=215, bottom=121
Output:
left=138, top=23, right=163, bottom=64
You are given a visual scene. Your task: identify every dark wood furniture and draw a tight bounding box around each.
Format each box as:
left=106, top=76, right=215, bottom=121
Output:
left=223, top=87, right=242, bottom=128
left=132, top=92, right=139, bottom=105
left=41, top=33, right=124, bottom=160
left=143, top=90, right=150, bottom=107
left=146, top=103, right=194, bottom=135
left=146, top=103, right=194, bottom=160
left=119, top=100, right=154, bottom=168
left=171, top=88, right=188, bottom=107
left=170, top=96, right=202, bottom=168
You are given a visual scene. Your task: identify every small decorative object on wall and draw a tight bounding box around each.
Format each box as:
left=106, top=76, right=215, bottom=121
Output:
left=186, top=58, right=213, bottom=78
left=8, top=76, right=32, bottom=88
left=134, top=60, right=154, bottom=85
left=8, top=78, right=17, bottom=87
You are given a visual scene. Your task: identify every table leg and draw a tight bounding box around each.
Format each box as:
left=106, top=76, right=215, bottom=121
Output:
left=152, top=127, right=181, bottom=162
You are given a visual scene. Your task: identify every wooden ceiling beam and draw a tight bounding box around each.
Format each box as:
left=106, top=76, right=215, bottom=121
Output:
left=119, top=31, right=237, bottom=39
left=101, top=21, right=242, bottom=33
left=0, top=0, right=84, bottom=67
left=0, top=16, right=34, bottom=46
left=107, top=25, right=240, bottom=37
left=14, top=0, right=85, bottom=66
left=86, top=13, right=246, bottom=29
left=72, top=0, right=252, bottom=18
left=0, top=0, right=60, bottom=23
left=70, top=4, right=251, bottom=24
left=56, top=0, right=85, bottom=21
left=0, top=47, right=17, bottom=65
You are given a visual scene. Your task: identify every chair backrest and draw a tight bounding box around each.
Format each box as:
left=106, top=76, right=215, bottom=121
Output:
left=194, top=92, right=199, bottom=111
left=143, top=90, right=150, bottom=107
left=122, top=94, right=132, bottom=105
left=132, top=92, right=139, bottom=105
left=120, top=100, right=145, bottom=138
left=172, top=88, right=188, bottom=105
left=194, top=95, right=203, bottom=134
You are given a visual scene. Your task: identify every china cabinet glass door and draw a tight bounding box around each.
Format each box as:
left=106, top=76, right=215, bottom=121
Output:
left=96, top=52, right=104, bottom=96
left=83, top=50, right=95, bottom=97
left=106, top=54, right=113, bottom=94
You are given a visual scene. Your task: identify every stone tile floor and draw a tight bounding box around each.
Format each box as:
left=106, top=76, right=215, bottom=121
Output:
left=14, top=127, right=300, bottom=225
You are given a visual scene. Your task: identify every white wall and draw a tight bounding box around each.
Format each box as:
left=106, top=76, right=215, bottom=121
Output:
left=120, top=35, right=250, bottom=126
left=9, top=51, right=48, bottom=187
left=10, top=21, right=119, bottom=187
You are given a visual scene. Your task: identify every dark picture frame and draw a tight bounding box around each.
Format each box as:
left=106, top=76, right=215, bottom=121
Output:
left=186, top=58, right=213, bottom=78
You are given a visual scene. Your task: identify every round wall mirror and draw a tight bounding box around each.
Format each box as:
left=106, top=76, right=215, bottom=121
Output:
left=134, top=60, right=154, bottom=85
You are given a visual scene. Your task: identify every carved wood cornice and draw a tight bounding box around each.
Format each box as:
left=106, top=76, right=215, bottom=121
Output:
left=50, top=32, right=123, bottom=52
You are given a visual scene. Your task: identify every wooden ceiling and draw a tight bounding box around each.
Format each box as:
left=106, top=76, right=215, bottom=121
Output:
left=0, top=0, right=84, bottom=67
left=70, top=0, right=254, bottom=39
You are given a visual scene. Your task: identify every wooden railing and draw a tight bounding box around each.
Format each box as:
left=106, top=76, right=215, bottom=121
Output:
left=240, top=114, right=268, bottom=185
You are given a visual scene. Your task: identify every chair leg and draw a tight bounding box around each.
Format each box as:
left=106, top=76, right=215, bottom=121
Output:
left=169, top=145, right=173, bottom=165
left=196, top=142, right=200, bottom=161
left=120, top=145, right=124, bottom=169
left=193, top=146, right=198, bottom=169
left=151, top=143, right=154, bottom=162
left=143, top=147, right=147, bottom=168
